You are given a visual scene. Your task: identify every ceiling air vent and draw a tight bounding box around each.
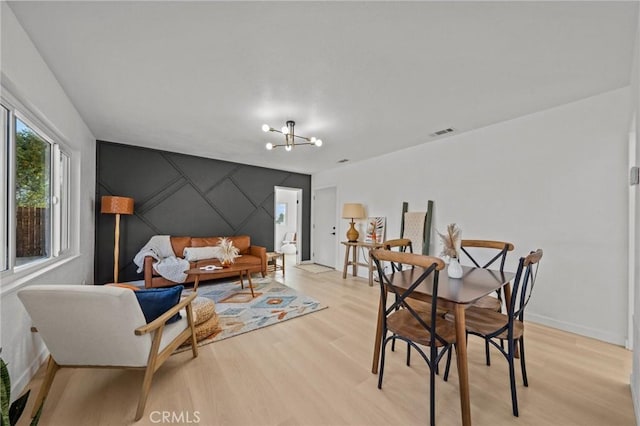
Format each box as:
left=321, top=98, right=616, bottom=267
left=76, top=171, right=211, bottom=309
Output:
left=337, top=159, right=349, bottom=163
left=430, top=128, right=455, bottom=137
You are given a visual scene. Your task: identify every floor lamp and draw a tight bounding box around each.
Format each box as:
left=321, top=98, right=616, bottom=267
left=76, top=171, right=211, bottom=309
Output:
left=101, top=195, right=134, bottom=283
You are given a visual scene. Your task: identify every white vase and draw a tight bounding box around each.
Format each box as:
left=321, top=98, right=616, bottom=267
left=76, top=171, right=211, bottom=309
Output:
left=447, top=257, right=463, bottom=278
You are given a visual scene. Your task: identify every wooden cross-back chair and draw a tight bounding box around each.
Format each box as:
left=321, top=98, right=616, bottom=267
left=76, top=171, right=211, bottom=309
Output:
left=460, top=240, right=515, bottom=312
left=382, top=238, right=413, bottom=272
left=462, top=249, right=543, bottom=417
left=458, top=239, right=515, bottom=365
left=371, top=249, right=455, bottom=426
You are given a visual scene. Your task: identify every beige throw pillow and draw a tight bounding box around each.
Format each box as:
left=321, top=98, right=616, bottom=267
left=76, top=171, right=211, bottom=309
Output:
left=183, top=246, right=221, bottom=262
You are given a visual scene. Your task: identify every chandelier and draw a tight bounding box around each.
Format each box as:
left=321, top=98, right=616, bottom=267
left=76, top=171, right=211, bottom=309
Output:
left=262, top=120, right=323, bottom=151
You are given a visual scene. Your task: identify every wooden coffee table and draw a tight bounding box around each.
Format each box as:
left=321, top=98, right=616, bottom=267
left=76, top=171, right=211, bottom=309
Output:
left=184, top=264, right=255, bottom=296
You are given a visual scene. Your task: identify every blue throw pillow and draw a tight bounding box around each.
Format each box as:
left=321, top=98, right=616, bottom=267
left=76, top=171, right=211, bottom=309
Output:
left=134, top=285, right=184, bottom=324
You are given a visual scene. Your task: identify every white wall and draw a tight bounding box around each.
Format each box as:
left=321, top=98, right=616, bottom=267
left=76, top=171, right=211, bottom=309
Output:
left=630, top=6, right=640, bottom=423
left=0, top=3, right=96, bottom=396
left=314, top=87, right=630, bottom=346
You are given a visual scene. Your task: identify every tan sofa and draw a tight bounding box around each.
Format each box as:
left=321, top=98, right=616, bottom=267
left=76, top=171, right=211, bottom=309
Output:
left=143, top=235, right=267, bottom=288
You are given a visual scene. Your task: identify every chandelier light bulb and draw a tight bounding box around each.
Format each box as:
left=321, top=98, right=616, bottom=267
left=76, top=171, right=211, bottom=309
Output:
left=310, top=137, right=317, bottom=143
left=315, top=139, right=323, bottom=147
left=265, top=142, right=273, bottom=150
left=285, top=144, right=292, bottom=152
left=281, top=126, right=289, bottom=135
left=262, top=124, right=270, bottom=132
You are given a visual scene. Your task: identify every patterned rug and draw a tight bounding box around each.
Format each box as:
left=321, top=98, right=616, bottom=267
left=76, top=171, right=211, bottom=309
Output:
left=175, top=277, right=327, bottom=352
left=295, top=263, right=335, bottom=274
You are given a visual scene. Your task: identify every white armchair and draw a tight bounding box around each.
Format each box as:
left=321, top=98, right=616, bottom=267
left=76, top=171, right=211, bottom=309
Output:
left=18, top=284, right=198, bottom=421
left=280, top=232, right=297, bottom=254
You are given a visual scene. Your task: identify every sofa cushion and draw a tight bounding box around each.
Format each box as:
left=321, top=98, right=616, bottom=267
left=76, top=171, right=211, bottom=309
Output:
left=192, top=236, right=250, bottom=254
left=134, top=285, right=184, bottom=324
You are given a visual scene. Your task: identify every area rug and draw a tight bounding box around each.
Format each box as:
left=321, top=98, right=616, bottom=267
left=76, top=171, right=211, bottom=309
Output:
left=175, top=277, right=327, bottom=352
left=295, top=263, right=335, bottom=274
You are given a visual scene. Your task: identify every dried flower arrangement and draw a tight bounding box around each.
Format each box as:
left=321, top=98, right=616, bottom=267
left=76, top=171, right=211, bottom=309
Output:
left=438, top=223, right=462, bottom=259
left=217, top=237, right=240, bottom=266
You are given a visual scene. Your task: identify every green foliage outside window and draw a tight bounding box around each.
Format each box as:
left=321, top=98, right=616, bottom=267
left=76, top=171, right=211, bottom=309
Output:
left=15, top=124, right=50, bottom=208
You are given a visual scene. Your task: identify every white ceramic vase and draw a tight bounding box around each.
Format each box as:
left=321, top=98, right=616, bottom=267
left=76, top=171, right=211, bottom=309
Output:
left=447, top=257, right=463, bottom=278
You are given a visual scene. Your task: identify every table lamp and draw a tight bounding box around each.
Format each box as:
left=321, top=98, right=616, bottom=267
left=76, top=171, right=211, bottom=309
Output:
left=342, top=203, right=365, bottom=242
left=101, top=195, right=134, bottom=283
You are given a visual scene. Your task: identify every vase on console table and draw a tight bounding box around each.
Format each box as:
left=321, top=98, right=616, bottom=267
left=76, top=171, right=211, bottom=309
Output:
left=447, top=257, right=463, bottom=278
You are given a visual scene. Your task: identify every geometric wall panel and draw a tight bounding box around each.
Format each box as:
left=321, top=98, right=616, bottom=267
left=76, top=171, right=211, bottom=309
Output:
left=95, top=141, right=311, bottom=284
left=206, top=178, right=254, bottom=228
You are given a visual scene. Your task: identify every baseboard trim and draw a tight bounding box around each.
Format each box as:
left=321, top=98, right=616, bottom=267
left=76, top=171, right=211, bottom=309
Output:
left=526, top=312, right=626, bottom=346
left=12, top=346, right=49, bottom=397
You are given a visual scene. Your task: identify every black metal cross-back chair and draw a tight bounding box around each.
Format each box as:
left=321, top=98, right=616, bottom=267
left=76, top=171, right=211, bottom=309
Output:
left=382, top=239, right=416, bottom=353
left=460, top=239, right=515, bottom=312
left=382, top=238, right=413, bottom=272
left=462, top=249, right=543, bottom=417
left=371, top=249, right=456, bottom=426
left=458, top=240, right=515, bottom=364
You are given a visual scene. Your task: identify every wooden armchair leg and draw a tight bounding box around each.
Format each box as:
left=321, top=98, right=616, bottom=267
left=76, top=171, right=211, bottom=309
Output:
left=135, top=364, right=156, bottom=421
left=186, top=303, right=199, bottom=359
left=135, top=329, right=163, bottom=421
left=32, top=356, right=59, bottom=418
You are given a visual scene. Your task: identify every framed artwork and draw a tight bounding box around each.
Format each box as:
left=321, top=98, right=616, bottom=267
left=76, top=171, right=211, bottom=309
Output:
left=365, top=217, right=386, bottom=243
left=275, top=203, right=287, bottom=225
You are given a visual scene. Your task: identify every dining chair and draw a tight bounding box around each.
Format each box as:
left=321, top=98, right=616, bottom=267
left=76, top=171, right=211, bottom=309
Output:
left=382, top=238, right=415, bottom=353
left=458, top=240, right=515, bottom=365
left=382, top=238, right=447, bottom=332
left=460, top=239, right=515, bottom=312
left=382, top=238, right=413, bottom=272
left=371, top=249, right=456, bottom=426
left=462, top=249, right=543, bottom=417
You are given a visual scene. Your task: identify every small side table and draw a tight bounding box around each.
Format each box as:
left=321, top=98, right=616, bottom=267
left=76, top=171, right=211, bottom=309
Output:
left=266, top=252, right=285, bottom=277
left=341, top=241, right=384, bottom=286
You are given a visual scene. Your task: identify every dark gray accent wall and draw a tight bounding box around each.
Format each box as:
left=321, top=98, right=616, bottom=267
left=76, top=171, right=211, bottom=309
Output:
left=95, top=141, right=311, bottom=284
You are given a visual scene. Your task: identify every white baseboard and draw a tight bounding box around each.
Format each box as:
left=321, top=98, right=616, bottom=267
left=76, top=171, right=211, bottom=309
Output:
left=11, top=347, right=49, bottom=397
left=526, top=312, right=626, bottom=346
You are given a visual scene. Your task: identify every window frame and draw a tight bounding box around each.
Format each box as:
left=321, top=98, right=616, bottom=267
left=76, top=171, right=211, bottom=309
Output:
left=1, top=85, right=76, bottom=290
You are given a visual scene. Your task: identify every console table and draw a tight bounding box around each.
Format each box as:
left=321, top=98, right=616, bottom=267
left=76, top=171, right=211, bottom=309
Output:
left=341, top=241, right=384, bottom=286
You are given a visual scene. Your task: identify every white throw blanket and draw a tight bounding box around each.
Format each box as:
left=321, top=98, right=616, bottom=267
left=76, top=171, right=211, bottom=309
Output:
left=153, top=256, right=189, bottom=283
left=133, top=235, right=189, bottom=283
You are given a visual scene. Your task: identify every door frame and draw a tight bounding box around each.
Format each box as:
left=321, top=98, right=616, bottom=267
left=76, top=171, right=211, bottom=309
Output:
left=274, top=186, right=303, bottom=264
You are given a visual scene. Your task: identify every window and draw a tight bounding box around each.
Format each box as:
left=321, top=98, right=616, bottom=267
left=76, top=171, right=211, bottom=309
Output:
left=15, top=117, right=51, bottom=266
left=1, top=106, right=8, bottom=271
left=1, top=96, right=72, bottom=276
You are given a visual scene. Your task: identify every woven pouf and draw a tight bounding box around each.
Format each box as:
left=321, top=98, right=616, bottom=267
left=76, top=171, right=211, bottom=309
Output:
left=190, top=297, right=219, bottom=341
left=194, top=314, right=220, bottom=341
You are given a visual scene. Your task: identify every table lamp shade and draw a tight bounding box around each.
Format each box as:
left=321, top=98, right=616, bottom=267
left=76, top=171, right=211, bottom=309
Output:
left=101, top=196, right=134, bottom=215
left=342, top=203, right=365, bottom=219
left=342, top=203, right=365, bottom=242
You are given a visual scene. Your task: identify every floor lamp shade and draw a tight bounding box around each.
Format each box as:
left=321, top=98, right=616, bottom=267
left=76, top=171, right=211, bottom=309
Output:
left=101, top=196, right=134, bottom=283
left=342, top=203, right=365, bottom=242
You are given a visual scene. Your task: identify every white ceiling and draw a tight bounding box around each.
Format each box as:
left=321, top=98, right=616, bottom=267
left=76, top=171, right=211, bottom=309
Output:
left=7, top=1, right=639, bottom=174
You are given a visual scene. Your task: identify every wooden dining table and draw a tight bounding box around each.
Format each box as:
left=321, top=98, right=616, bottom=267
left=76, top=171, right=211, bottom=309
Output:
left=371, top=265, right=515, bottom=426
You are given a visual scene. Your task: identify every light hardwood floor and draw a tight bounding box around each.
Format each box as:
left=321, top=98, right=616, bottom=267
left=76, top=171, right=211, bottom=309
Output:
left=18, top=263, right=635, bottom=426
